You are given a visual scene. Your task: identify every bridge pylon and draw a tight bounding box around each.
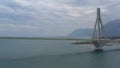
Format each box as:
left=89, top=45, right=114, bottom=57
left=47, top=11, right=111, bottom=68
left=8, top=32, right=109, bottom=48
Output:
left=92, top=8, right=108, bottom=51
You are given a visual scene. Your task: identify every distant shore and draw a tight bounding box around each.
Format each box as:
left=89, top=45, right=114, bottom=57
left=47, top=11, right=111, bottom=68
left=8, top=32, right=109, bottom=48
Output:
left=0, top=37, right=83, bottom=40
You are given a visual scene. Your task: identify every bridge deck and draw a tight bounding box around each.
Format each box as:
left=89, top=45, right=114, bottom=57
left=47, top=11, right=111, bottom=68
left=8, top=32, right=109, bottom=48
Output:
left=72, top=39, right=120, bottom=45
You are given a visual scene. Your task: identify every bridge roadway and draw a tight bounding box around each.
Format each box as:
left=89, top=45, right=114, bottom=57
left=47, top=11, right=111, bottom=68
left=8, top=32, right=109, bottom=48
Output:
left=72, top=39, right=120, bottom=45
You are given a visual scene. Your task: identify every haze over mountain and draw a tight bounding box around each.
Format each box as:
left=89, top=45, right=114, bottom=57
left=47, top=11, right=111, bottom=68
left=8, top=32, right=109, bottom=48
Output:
left=104, top=19, right=120, bottom=36
left=69, top=29, right=93, bottom=37
left=69, top=19, right=120, bottom=37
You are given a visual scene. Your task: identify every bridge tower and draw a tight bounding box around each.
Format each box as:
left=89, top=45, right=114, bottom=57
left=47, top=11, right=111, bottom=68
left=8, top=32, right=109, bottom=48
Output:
left=92, top=8, right=107, bottom=51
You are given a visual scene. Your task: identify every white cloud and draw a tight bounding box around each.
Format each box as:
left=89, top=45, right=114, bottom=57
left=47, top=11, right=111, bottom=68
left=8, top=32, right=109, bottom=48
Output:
left=0, top=23, right=39, bottom=31
left=0, top=0, right=120, bottom=36
left=14, top=0, right=32, bottom=7
left=0, top=4, right=15, bottom=13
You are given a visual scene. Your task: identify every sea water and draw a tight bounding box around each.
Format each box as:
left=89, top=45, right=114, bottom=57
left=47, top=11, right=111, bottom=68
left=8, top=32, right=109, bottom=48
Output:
left=0, top=39, right=120, bottom=68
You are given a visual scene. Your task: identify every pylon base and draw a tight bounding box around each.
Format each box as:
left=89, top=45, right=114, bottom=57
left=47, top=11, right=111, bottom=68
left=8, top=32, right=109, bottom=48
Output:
left=95, top=46, right=103, bottom=51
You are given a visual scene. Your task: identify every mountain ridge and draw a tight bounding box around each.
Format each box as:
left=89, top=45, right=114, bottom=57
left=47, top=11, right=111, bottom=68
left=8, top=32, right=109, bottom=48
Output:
left=69, top=19, right=120, bottom=37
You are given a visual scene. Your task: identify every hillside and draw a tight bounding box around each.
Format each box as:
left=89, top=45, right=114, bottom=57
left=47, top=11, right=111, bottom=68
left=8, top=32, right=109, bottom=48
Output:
left=104, top=19, right=120, bottom=36
left=68, top=29, right=93, bottom=37
left=69, top=19, right=120, bottom=37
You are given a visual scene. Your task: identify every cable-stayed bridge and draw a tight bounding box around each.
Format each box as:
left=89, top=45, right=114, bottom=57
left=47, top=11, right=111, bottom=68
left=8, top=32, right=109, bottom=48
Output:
left=72, top=8, right=120, bottom=51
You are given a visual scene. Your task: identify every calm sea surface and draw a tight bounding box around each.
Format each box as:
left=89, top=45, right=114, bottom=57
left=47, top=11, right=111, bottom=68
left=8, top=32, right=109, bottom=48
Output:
left=0, top=39, right=120, bottom=68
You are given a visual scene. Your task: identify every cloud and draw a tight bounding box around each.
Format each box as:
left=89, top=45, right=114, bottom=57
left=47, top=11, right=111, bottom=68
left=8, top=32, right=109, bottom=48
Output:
left=0, top=0, right=120, bottom=37
left=0, top=4, right=14, bottom=13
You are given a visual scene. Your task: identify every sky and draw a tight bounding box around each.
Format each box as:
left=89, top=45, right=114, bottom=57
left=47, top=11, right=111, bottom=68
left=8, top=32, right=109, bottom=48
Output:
left=0, top=0, right=120, bottom=37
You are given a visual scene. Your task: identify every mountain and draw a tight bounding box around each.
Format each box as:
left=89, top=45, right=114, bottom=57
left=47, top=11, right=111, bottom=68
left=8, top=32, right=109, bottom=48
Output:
left=69, top=19, right=120, bottom=37
left=68, top=29, right=93, bottom=37
left=104, top=19, right=120, bottom=36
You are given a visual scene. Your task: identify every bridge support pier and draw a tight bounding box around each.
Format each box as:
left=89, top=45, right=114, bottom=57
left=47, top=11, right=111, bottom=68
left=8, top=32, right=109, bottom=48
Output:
left=95, top=46, right=103, bottom=51
left=93, top=41, right=103, bottom=51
